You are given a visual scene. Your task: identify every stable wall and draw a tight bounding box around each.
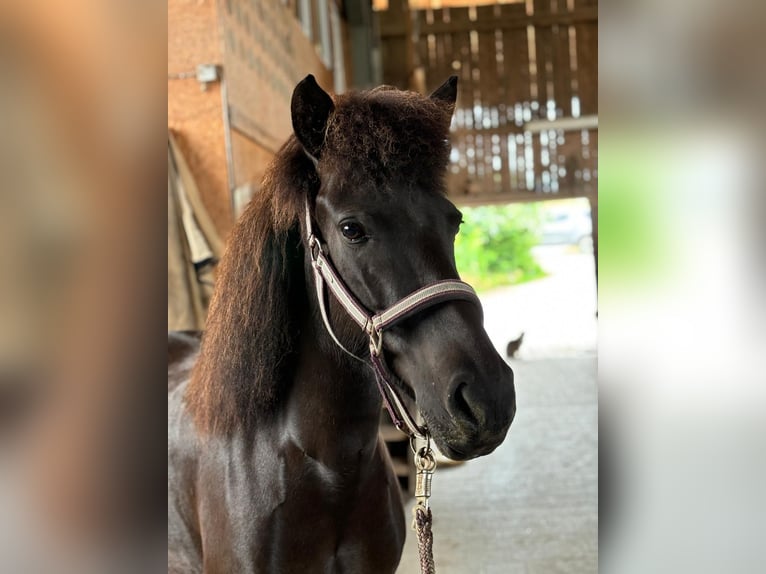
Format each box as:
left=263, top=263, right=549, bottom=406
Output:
left=169, top=0, right=345, bottom=239
left=169, top=0, right=232, bottom=237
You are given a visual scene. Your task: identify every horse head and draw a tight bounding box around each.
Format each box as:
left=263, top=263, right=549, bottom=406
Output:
left=291, top=75, right=516, bottom=461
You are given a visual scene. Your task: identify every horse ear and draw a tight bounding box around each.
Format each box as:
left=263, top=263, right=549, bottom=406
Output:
left=429, top=76, right=458, bottom=108
left=291, top=74, right=334, bottom=160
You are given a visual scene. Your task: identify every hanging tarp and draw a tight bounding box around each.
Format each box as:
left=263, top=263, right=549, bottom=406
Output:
left=168, top=133, right=223, bottom=331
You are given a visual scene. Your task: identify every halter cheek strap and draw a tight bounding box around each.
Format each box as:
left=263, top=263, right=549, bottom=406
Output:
left=304, top=197, right=482, bottom=440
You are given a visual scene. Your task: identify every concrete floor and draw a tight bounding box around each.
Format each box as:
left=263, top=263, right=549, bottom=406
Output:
left=397, top=244, right=598, bottom=573
left=397, top=357, right=598, bottom=574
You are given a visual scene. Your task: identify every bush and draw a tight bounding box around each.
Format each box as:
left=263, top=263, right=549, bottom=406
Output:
left=454, top=204, right=546, bottom=291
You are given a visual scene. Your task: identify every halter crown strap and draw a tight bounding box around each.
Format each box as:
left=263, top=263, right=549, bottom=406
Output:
left=304, top=197, right=482, bottom=439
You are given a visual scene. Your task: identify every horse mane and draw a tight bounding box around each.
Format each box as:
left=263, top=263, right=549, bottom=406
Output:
left=186, top=137, right=315, bottom=435
left=185, top=86, right=452, bottom=435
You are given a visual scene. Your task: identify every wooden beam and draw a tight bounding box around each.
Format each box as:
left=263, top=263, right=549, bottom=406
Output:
left=450, top=188, right=596, bottom=206
left=380, top=7, right=597, bottom=37
left=523, top=115, right=598, bottom=133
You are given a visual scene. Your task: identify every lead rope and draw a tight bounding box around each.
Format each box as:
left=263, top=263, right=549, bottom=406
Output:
left=413, top=438, right=437, bottom=574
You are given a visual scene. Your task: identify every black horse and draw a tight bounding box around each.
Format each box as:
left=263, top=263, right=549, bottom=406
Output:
left=168, top=75, right=516, bottom=573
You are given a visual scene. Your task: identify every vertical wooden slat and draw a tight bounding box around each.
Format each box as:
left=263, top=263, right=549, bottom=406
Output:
left=552, top=24, right=572, bottom=116
left=588, top=128, right=597, bottom=196
left=421, top=9, right=441, bottom=91
left=497, top=132, right=509, bottom=194
left=574, top=17, right=597, bottom=115
left=534, top=25, right=552, bottom=108
left=474, top=6, right=495, bottom=191
left=503, top=5, right=528, bottom=193
left=501, top=5, right=530, bottom=107
left=530, top=130, right=541, bottom=192
left=520, top=129, right=528, bottom=192
left=533, top=0, right=552, bottom=14
left=476, top=6, right=500, bottom=107
left=450, top=8, right=473, bottom=107
left=414, top=11, right=430, bottom=87
left=447, top=8, right=471, bottom=187
left=379, top=0, right=412, bottom=90
left=431, top=10, right=452, bottom=92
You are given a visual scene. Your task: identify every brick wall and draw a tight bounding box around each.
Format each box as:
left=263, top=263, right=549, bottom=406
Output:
left=168, top=0, right=232, bottom=237
left=169, top=0, right=343, bottom=241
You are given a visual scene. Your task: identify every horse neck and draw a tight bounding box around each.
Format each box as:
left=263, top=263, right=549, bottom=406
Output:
left=281, top=270, right=383, bottom=470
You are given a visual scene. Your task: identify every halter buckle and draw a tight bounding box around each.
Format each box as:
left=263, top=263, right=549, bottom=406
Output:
left=308, top=234, right=322, bottom=262
left=369, top=327, right=384, bottom=356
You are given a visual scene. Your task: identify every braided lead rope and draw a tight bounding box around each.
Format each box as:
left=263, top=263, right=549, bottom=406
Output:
left=414, top=505, right=436, bottom=574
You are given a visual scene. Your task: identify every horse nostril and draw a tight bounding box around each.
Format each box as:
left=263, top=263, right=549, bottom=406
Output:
left=449, top=380, right=480, bottom=427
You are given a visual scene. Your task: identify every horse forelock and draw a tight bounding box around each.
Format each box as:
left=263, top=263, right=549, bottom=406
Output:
left=322, top=89, right=452, bottom=193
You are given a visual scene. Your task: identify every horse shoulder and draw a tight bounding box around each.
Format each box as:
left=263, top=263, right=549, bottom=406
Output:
left=168, top=380, right=204, bottom=573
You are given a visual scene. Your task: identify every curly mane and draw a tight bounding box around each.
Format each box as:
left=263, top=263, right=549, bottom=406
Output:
left=186, top=138, right=315, bottom=435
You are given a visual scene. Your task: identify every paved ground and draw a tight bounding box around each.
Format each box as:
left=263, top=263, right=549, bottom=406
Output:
left=397, top=245, right=598, bottom=574
left=397, top=357, right=598, bottom=574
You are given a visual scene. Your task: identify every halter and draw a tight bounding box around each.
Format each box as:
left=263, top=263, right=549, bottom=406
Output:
left=304, top=197, right=481, bottom=440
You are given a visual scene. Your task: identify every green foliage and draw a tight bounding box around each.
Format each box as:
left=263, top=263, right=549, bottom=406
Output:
left=598, top=135, right=670, bottom=294
left=455, top=204, right=546, bottom=291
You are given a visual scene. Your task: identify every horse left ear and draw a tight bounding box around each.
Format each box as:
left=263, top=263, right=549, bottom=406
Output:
left=429, top=76, right=458, bottom=108
left=291, top=74, right=335, bottom=160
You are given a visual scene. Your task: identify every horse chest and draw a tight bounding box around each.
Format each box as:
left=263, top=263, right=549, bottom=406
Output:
left=262, top=447, right=406, bottom=573
left=188, top=441, right=405, bottom=574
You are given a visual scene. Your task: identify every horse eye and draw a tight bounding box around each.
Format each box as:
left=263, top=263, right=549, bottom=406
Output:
left=340, top=222, right=367, bottom=243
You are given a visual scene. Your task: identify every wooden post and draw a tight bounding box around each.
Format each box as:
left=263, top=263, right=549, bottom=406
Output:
left=379, top=0, right=414, bottom=90
left=588, top=193, right=598, bottom=293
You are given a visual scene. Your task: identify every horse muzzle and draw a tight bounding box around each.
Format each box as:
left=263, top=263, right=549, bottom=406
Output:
left=425, top=359, right=516, bottom=461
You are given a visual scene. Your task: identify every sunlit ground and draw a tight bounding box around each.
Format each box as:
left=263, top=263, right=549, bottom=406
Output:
left=480, top=243, right=598, bottom=360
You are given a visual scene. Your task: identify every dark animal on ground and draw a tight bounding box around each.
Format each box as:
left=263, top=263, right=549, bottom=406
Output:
left=506, top=332, right=525, bottom=359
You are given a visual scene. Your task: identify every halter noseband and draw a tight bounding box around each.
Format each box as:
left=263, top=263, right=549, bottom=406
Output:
left=304, top=197, right=482, bottom=440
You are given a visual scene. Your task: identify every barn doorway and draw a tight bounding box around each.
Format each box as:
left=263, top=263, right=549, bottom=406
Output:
left=455, top=197, right=597, bottom=360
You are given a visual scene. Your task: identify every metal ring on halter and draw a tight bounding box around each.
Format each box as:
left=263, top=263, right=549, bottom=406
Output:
left=410, top=434, right=426, bottom=456
left=410, top=434, right=436, bottom=461
left=414, top=447, right=436, bottom=472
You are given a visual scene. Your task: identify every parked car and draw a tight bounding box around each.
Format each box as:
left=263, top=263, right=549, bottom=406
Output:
left=539, top=208, right=593, bottom=252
